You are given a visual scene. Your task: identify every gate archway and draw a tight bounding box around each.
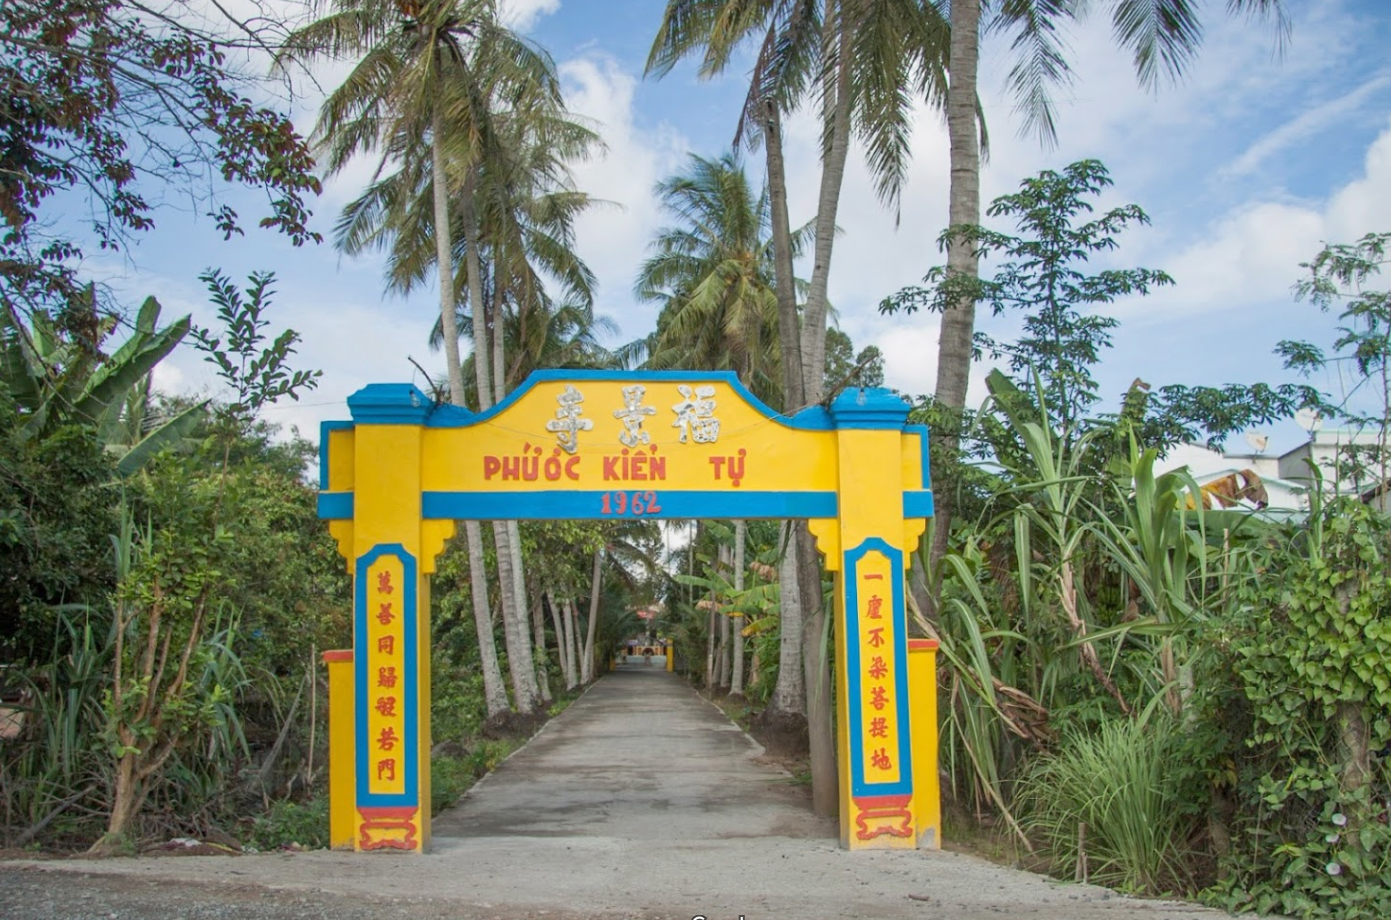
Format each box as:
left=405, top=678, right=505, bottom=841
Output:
left=317, top=370, right=939, bottom=852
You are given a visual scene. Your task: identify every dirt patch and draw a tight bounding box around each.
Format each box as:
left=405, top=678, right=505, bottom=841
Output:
left=750, top=705, right=810, bottom=759
left=480, top=708, right=547, bottom=740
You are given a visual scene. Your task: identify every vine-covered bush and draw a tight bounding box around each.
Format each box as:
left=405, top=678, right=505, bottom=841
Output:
left=1209, top=499, right=1391, bottom=919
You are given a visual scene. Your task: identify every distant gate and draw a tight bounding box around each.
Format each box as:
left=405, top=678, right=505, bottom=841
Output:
left=317, top=370, right=939, bottom=851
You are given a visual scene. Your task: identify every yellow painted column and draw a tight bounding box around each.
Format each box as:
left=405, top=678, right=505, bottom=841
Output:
left=908, top=639, right=941, bottom=849
left=345, top=385, right=437, bottom=853
left=322, top=649, right=355, bottom=850
left=827, top=390, right=918, bottom=850
left=665, top=641, right=674, bottom=672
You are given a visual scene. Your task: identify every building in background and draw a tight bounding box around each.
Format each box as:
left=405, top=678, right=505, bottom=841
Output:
left=1159, top=428, right=1391, bottom=517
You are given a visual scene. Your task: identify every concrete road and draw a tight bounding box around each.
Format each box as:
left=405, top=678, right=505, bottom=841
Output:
left=3, top=668, right=1258, bottom=919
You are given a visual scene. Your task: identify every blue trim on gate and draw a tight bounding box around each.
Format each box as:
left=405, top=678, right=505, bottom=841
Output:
left=318, top=492, right=354, bottom=520
left=844, top=537, right=913, bottom=799
left=318, top=420, right=354, bottom=491
left=421, top=489, right=837, bottom=521
left=828, top=388, right=912, bottom=430
left=902, top=491, right=935, bottom=519
left=348, top=384, right=433, bottom=425
left=354, top=545, right=419, bottom=810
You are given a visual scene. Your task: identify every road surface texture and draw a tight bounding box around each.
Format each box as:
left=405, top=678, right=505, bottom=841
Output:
left=2, top=666, right=1265, bottom=920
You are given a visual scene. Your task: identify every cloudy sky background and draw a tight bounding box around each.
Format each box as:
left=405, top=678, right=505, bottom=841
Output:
left=83, top=0, right=1391, bottom=456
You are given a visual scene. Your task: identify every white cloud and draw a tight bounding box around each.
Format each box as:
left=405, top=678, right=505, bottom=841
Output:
left=501, top=0, right=561, bottom=30
left=559, top=55, right=690, bottom=343
left=1221, top=73, right=1391, bottom=180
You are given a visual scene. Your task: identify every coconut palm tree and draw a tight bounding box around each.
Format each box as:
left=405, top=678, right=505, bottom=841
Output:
left=279, top=0, right=584, bottom=717
left=927, top=0, right=1290, bottom=614
left=633, top=152, right=792, bottom=406
left=648, top=0, right=949, bottom=814
left=633, top=153, right=804, bottom=702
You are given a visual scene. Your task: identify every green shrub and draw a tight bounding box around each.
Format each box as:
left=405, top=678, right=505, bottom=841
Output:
left=1020, top=716, right=1200, bottom=894
left=246, top=796, right=327, bottom=850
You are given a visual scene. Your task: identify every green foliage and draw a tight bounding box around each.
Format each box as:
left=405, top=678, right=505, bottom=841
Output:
left=883, top=160, right=1172, bottom=434
left=191, top=270, right=322, bottom=426
left=246, top=796, right=328, bottom=851
left=0, top=393, right=117, bottom=659
left=1020, top=716, right=1202, bottom=894
left=1, top=294, right=210, bottom=471
left=430, top=740, right=522, bottom=816
left=1, top=0, right=320, bottom=321
left=1212, top=801, right=1391, bottom=920
left=631, top=152, right=797, bottom=406
left=824, top=328, right=884, bottom=393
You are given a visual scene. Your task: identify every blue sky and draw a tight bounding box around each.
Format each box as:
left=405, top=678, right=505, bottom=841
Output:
left=86, top=0, right=1391, bottom=455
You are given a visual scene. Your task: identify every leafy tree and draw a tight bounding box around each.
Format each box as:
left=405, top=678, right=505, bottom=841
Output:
left=285, top=0, right=592, bottom=718
left=933, top=0, right=1290, bottom=430
left=1, top=0, right=321, bottom=324
left=92, top=270, right=320, bottom=854
left=0, top=393, right=116, bottom=660
left=929, top=0, right=1289, bottom=638
left=886, top=161, right=1171, bottom=438
left=1278, top=232, right=1391, bottom=487
left=823, top=327, right=884, bottom=394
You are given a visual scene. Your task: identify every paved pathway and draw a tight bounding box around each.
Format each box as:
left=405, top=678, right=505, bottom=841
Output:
left=3, top=668, right=1261, bottom=919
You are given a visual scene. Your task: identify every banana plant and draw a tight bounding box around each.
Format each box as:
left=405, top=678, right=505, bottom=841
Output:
left=1, top=293, right=206, bottom=474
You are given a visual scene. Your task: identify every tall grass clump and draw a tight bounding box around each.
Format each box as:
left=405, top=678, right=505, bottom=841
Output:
left=1019, top=716, right=1198, bottom=894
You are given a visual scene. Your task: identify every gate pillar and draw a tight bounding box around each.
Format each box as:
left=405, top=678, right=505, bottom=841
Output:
left=323, top=385, right=455, bottom=852
left=812, top=389, right=934, bottom=849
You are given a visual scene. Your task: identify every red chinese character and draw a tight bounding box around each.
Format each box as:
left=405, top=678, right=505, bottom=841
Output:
left=376, top=571, right=394, bottom=594
left=374, top=696, right=397, bottom=718
left=868, top=655, right=888, bottom=680
left=870, top=747, right=892, bottom=771
left=376, top=758, right=396, bottom=782
left=869, top=716, right=889, bottom=739
left=376, top=602, right=394, bottom=626
left=377, top=726, right=398, bottom=751
left=377, top=635, right=395, bottom=655
left=867, top=626, right=885, bottom=648
left=870, top=685, right=889, bottom=711
left=377, top=666, right=398, bottom=689
left=864, top=573, right=884, bottom=580
left=866, top=594, right=884, bottom=619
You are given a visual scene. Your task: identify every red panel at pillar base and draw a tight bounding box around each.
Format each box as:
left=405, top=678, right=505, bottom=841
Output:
left=853, top=794, right=913, bottom=841
left=358, top=806, right=418, bottom=851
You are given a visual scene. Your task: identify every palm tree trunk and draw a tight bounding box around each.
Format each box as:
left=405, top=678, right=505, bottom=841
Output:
left=718, top=603, right=732, bottom=689
left=799, top=10, right=854, bottom=406
left=530, top=578, right=552, bottom=704
left=730, top=520, right=747, bottom=698
left=704, top=592, right=717, bottom=691
left=434, top=113, right=510, bottom=719
left=582, top=549, right=603, bottom=684
left=462, top=173, right=492, bottom=407
left=564, top=599, right=581, bottom=690
left=762, top=101, right=805, bottom=413
left=799, top=525, right=837, bottom=818
left=505, top=520, right=535, bottom=701
left=770, top=526, right=806, bottom=714
left=461, top=173, right=537, bottom=713
left=794, top=11, right=852, bottom=819
left=492, top=520, right=538, bottom=710
left=467, top=522, right=510, bottom=718
left=547, top=591, right=571, bottom=684
left=431, top=105, right=467, bottom=406
left=928, top=0, right=984, bottom=613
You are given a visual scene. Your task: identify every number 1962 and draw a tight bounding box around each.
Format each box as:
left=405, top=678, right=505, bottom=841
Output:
left=600, top=490, right=662, bottom=516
